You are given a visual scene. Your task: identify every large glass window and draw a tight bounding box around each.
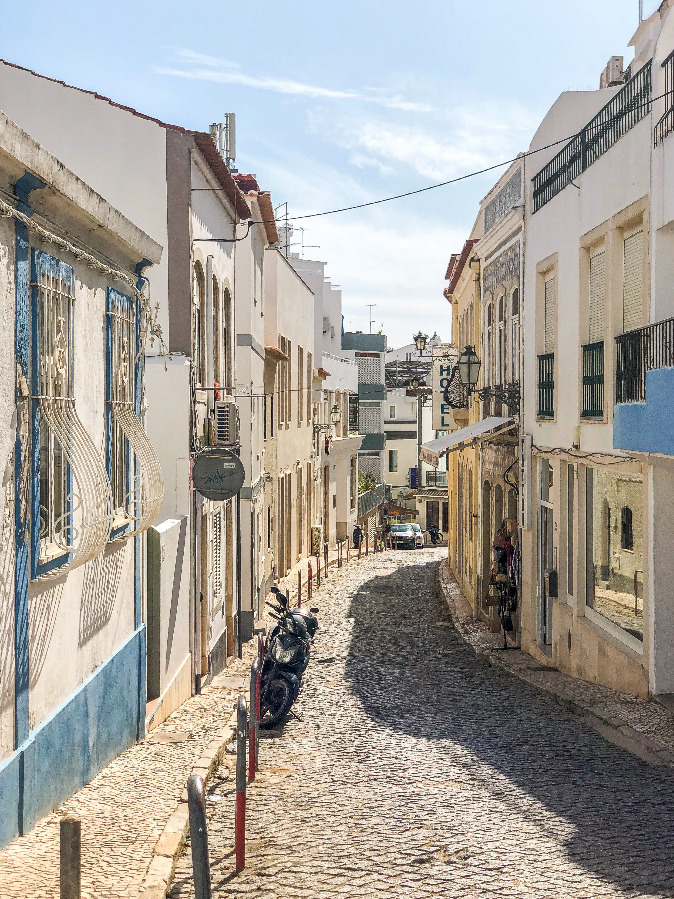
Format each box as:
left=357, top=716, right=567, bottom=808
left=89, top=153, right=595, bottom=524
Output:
left=586, top=467, right=643, bottom=641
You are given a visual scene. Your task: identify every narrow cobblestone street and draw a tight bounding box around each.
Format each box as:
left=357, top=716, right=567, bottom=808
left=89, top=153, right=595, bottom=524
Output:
left=171, top=548, right=674, bottom=899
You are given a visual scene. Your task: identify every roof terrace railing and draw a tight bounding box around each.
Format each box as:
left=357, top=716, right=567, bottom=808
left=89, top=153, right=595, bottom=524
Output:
left=533, top=60, right=652, bottom=212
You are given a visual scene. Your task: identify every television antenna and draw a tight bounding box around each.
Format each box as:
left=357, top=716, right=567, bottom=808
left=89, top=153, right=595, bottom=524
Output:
left=366, top=304, right=377, bottom=333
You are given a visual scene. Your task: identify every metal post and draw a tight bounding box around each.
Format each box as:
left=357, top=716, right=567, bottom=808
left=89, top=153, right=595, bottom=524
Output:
left=60, top=815, right=81, bottom=899
left=235, top=492, right=242, bottom=659
left=255, top=664, right=261, bottom=768
left=316, top=553, right=321, bottom=587
left=297, top=570, right=302, bottom=607
left=285, top=587, right=290, bottom=607
left=358, top=536, right=361, bottom=559
left=365, top=532, right=369, bottom=556
left=324, top=544, right=328, bottom=578
left=347, top=538, right=350, bottom=563
left=248, top=658, right=259, bottom=781
left=307, top=561, right=312, bottom=600
left=235, top=695, right=247, bottom=871
left=187, top=775, right=212, bottom=899
left=338, top=541, right=342, bottom=568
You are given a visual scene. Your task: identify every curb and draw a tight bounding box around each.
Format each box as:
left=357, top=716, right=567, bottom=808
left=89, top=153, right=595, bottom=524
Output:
left=137, top=706, right=239, bottom=899
left=437, top=559, right=674, bottom=770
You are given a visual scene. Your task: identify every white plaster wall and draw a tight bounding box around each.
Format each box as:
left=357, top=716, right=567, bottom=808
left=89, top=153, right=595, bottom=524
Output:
left=0, top=214, right=16, bottom=758
left=0, top=62, right=170, bottom=349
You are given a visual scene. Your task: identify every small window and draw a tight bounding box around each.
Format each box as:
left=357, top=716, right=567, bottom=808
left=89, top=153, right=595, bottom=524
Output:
left=621, top=506, right=634, bottom=551
left=388, top=449, right=398, bottom=472
left=389, top=405, right=396, bottom=419
left=498, top=295, right=504, bottom=322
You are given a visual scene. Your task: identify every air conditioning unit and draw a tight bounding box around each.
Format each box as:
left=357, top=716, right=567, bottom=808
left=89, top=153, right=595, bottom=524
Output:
left=214, top=401, right=240, bottom=446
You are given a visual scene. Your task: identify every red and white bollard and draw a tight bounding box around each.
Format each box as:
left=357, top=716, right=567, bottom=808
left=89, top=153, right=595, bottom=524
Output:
left=248, top=658, right=259, bottom=782
left=346, top=538, right=350, bottom=563
left=316, top=553, right=321, bottom=587
left=308, top=561, right=313, bottom=600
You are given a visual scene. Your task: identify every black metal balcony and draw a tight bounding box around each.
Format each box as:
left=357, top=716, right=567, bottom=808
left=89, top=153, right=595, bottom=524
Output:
left=655, top=50, right=674, bottom=146
left=581, top=341, right=604, bottom=418
left=537, top=353, right=554, bottom=419
left=425, top=470, right=448, bottom=488
left=534, top=61, right=652, bottom=212
left=615, top=317, right=674, bottom=403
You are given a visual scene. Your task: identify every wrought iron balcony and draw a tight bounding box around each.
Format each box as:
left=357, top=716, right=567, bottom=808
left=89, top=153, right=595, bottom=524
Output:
left=425, top=470, right=448, bottom=488
left=537, top=353, right=554, bottom=419
left=534, top=60, right=652, bottom=212
left=581, top=341, right=605, bottom=418
left=615, top=317, right=674, bottom=403
left=655, top=51, right=674, bottom=146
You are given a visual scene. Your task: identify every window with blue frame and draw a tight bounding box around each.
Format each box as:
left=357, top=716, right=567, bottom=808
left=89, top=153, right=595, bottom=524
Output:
left=31, top=249, right=75, bottom=577
left=106, top=288, right=140, bottom=538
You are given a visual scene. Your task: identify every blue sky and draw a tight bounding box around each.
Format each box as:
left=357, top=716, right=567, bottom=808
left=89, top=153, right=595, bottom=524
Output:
left=1, top=0, right=657, bottom=347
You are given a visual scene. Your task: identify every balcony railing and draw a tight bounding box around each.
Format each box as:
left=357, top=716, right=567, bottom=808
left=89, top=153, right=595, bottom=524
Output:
left=534, top=61, right=652, bottom=212
left=581, top=341, right=605, bottom=418
left=615, top=317, right=674, bottom=403
left=655, top=51, right=674, bottom=146
left=425, top=471, right=448, bottom=487
left=537, top=353, right=554, bottom=419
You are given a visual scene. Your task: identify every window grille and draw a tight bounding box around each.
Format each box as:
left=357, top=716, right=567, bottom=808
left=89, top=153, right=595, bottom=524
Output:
left=358, top=403, right=381, bottom=434
left=581, top=341, right=605, bottom=418
left=589, top=250, right=606, bottom=343
left=107, top=288, right=163, bottom=539
left=544, top=276, right=557, bottom=353
left=537, top=353, right=554, bottom=418
left=623, top=230, right=644, bottom=332
left=31, top=250, right=112, bottom=578
left=212, top=509, right=222, bottom=597
left=297, top=346, right=304, bottom=424
left=348, top=393, right=359, bottom=434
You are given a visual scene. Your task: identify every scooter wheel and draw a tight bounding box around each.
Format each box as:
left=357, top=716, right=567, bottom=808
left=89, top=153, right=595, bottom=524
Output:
left=260, top=677, right=295, bottom=729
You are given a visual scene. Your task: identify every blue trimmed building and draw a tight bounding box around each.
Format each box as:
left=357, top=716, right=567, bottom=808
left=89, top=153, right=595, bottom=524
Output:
left=0, top=111, right=162, bottom=847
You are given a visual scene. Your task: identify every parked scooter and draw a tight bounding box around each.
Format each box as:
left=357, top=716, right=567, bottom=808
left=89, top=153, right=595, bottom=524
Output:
left=260, top=586, right=319, bottom=728
left=428, top=525, right=442, bottom=545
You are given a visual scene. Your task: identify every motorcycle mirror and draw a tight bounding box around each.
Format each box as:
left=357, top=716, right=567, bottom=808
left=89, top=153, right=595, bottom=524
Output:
left=310, top=607, right=319, bottom=613
left=270, top=586, right=280, bottom=594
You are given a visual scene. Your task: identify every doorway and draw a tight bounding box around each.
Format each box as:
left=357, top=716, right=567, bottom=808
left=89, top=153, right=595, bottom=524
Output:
left=538, top=459, right=554, bottom=646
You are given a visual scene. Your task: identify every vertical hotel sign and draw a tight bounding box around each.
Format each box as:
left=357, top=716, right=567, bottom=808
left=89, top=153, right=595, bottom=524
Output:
left=432, top=344, right=460, bottom=431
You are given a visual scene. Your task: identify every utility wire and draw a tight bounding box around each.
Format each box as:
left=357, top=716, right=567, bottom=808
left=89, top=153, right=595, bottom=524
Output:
left=190, top=87, right=666, bottom=224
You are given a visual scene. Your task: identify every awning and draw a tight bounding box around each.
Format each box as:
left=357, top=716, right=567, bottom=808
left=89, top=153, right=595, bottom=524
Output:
left=420, top=416, right=515, bottom=467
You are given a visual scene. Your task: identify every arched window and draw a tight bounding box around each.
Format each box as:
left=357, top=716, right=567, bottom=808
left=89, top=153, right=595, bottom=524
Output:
left=621, top=506, right=633, bottom=551
left=193, top=262, right=205, bottom=385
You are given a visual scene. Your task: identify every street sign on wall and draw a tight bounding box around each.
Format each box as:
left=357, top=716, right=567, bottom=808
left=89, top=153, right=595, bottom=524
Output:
left=432, top=344, right=460, bottom=430
left=192, top=448, right=245, bottom=501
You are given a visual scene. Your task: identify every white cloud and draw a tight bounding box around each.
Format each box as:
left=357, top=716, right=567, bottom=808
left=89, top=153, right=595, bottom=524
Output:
left=155, top=49, right=431, bottom=113
left=316, top=104, right=539, bottom=182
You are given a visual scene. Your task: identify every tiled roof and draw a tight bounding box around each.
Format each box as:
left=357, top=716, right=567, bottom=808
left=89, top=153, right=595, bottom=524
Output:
left=445, top=238, right=479, bottom=298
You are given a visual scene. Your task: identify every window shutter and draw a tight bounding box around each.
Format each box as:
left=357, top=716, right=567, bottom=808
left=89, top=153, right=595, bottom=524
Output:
left=589, top=250, right=606, bottom=343
left=623, top=230, right=644, bottom=332
left=544, top=276, right=556, bottom=353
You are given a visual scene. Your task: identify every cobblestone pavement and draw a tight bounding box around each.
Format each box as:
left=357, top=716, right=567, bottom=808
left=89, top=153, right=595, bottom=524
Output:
left=0, top=674, right=248, bottom=899
left=171, top=548, right=674, bottom=899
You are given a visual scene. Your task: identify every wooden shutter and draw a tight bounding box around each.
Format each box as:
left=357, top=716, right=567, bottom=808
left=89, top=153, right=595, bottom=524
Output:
left=589, top=250, right=606, bottom=343
left=544, top=276, right=556, bottom=353
left=623, top=230, right=644, bottom=332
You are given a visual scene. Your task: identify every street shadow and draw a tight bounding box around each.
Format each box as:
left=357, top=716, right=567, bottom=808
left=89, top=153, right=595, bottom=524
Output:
left=344, top=558, right=674, bottom=896
left=79, top=542, right=126, bottom=644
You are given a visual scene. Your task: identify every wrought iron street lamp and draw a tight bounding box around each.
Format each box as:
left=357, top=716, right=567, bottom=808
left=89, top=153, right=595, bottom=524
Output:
left=314, top=404, right=341, bottom=433
left=457, top=344, right=520, bottom=413
left=413, top=331, right=429, bottom=355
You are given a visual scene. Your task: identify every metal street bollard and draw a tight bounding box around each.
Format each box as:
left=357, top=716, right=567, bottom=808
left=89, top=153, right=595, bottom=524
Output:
left=60, top=814, right=81, bottom=899
left=365, top=532, right=369, bottom=556
left=346, top=538, right=350, bottom=563
left=338, top=541, right=342, bottom=568
left=307, top=561, right=312, bottom=600
left=324, top=544, right=328, bottom=578
left=285, top=587, right=290, bottom=607
left=297, top=569, right=302, bottom=607
left=358, top=536, right=361, bottom=560
left=316, top=553, right=321, bottom=587
left=235, top=695, right=247, bottom=871
left=187, top=775, right=212, bottom=899
left=248, top=657, right=260, bottom=781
